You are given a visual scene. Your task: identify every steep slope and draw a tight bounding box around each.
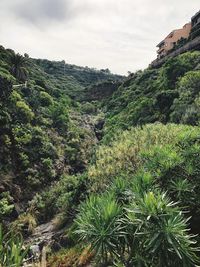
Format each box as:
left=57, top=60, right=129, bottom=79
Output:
left=0, top=45, right=122, bottom=225
left=31, top=58, right=123, bottom=100
left=103, top=51, right=200, bottom=141
left=33, top=58, right=123, bottom=86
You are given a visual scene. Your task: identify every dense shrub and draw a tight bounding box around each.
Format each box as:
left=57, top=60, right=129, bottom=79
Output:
left=170, top=70, right=200, bottom=124
left=89, top=124, right=200, bottom=232
left=103, top=51, right=200, bottom=139
left=0, top=45, right=100, bottom=209
left=29, top=174, right=88, bottom=222
left=81, top=102, right=96, bottom=114
left=0, top=192, right=14, bottom=220
left=40, top=91, right=54, bottom=106
left=75, top=191, right=199, bottom=266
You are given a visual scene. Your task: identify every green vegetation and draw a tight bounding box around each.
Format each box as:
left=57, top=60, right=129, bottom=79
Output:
left=34, top=59, right=122, bottom=88
left=75, top=191, right=198, bottom=266
left=1, top=44, right=200, bottom=266
left=10, top=53, right=28, bottom=82
left=0, top=44, right=118, bottom=226
left=0, top=192, right=14, bottom=220
left=29, top=173, right=88, bottom=224
left=103, top=51, right=200, bottom=141
left=76, top=123, right=200, bottom=265
left=0, top=224, right=28, bottom=267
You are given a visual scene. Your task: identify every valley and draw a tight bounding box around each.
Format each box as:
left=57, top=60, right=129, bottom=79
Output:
left=1, top=44, right=200, bottom=267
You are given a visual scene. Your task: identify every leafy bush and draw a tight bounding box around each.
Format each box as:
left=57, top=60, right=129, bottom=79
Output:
left=75, top=191, right=199, bottom=266
left=30, top=174, right=88, bottom=222
left=0, top=192, right=14, bottom=220
left=89, top=123, right=200, bottom=234
left=81, top=102, right=96, bottom=114
left=170, top=71, right=200, bottom=124
left=15, top=100, right=34, bottom=122
left=89, top=124, right=196, bottom=187
left=40, top=91, right=54, bottom=106
left=75, top=193, right=123, bottom=265
left=0, top=72, right=14, bottom=101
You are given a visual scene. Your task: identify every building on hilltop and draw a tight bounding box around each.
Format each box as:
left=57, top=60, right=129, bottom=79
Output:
left=191, top=10, right=200, bottom=40
left=156, top=23, right=191, bottom=58
left=151, top=10, right=200, bottom=68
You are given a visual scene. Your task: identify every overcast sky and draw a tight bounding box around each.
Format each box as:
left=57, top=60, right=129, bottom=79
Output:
left=0, top=0, right=199, bottom=74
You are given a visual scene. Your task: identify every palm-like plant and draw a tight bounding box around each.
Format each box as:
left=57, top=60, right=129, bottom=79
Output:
left=10, top=53, right=28, bottom=82
left=110, top=177, right=134, bottom=205
left=170, top=178, right=194, bottom=199
left=75, top=190, right=199, bottom=267
left=75, top=193, right=125, bottom=265
left=126, top=192, right=199, bottom=267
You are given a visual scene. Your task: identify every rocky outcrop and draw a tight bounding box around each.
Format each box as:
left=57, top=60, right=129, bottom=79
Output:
left=83, top=81, right=121, bottom=101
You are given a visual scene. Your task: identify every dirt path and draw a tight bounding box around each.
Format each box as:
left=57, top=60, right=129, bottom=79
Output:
left=25, top=220, right=56, bottom=246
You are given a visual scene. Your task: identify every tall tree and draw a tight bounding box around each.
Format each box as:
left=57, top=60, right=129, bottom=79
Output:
left=10, top=53, right=28, bottom=82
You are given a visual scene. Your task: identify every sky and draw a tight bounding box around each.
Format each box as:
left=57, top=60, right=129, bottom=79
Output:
left=0, top=1, right=199, bottom=74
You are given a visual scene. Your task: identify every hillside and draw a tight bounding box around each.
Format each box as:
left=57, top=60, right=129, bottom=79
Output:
left=1, top=44, right=200, bottom=267
left=0, top=44, right=122, bottom=219
left=103, top=51, right=200, bottom=141
left=33, top=58, right=123, bottom=87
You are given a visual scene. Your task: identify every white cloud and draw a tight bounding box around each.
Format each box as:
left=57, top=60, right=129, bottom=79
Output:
left=0, top=0, right=199, bottom=74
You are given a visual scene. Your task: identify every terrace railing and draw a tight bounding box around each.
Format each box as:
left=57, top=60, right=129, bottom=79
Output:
left=150, top=36, right=200, bottom=68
